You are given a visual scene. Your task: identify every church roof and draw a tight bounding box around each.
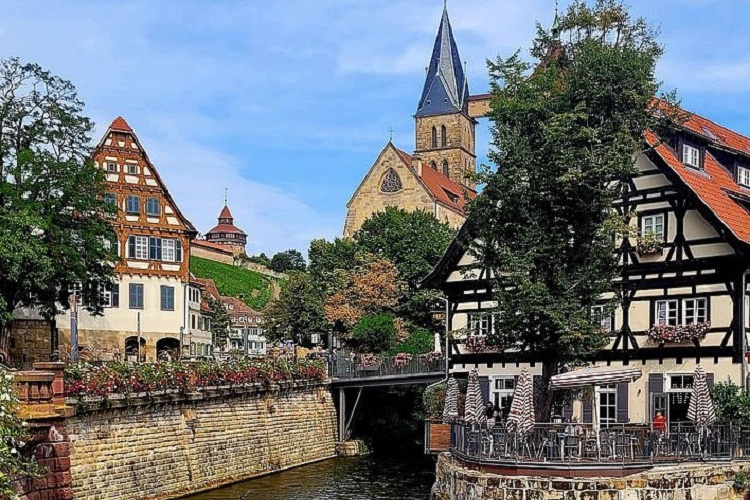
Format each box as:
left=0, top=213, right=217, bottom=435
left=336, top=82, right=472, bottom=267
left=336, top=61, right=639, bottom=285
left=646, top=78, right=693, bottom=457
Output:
left=415, top=6, right=469, bottom=118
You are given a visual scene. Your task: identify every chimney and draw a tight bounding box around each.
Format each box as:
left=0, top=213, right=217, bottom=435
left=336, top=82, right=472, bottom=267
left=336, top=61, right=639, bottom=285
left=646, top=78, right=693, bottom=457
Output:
left=413, top=154, right=423, bottom=177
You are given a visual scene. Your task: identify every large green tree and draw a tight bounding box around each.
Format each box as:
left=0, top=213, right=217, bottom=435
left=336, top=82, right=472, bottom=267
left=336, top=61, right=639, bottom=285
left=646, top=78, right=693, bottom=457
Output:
left=264, top=271, right=327, bottom=347
left=0, top=58, right=116, bottom=360
left=270, top=249, right=306, bottom=273
left=471, top=0, right=680, bottom=418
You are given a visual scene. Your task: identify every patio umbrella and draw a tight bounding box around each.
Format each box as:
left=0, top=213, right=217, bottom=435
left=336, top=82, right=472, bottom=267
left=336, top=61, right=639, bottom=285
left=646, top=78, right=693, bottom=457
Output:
left=464, top=369, right=487, bottom=427
left=443, top=376, right=460, bottom=423
left=506, top=369, right=535, bottom=434
left=687, top=366, right=716, bottom=428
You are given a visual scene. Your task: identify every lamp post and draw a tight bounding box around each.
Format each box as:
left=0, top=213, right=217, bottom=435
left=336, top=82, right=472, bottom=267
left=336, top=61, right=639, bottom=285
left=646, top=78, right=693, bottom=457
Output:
left=179, top=326, right=184, bottom=360
left=433, top=296, right=451, bottom=378
left=69, top=292, right=78, bottom=363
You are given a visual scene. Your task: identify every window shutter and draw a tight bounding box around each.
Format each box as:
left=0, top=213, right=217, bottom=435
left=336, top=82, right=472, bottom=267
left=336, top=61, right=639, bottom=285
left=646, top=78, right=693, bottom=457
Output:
left=562, top=400, right=574, bottom=421
left=111, top=284, right=119, bottom=308
left=128, top=236, right=135, bottom=258
left=175, top=240, right=182, bottom=262
left=478, top=376, right=490, bottom=406
left=706, top=373, right=714, bottom=389
left=648, top=373, right=664, bottom=394
left=583, top=396, right=593, bottom=423
left=129, top=284, right=136, bottom=307
left=160, top=286, right=166, bottom=310
left=149, top=237, right=162, bottom=260
left=617, top=383, right=629, bottom=423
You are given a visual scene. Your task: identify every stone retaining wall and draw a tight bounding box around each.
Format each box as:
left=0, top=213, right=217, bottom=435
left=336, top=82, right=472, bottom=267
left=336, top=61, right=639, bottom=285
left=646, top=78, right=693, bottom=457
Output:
left=65, top=382, right=336, bottom=500
left=432, top=453, right=749, bottom=500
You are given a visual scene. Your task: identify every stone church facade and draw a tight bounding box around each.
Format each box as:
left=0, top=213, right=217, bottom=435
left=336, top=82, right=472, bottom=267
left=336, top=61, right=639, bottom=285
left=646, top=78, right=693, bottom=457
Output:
left=343, top=6, right=490, bottom=237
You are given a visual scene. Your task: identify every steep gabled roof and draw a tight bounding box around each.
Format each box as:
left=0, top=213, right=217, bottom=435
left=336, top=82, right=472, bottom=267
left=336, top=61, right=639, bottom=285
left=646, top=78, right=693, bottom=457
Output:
left=415, top=6, right=469, bottom=117
left=97, top=117, right=197, bottom=234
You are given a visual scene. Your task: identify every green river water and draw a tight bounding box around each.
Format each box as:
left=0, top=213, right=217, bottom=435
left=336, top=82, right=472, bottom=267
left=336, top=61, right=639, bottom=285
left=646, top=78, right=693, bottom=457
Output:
left=183, top=455, right=436, bottom=500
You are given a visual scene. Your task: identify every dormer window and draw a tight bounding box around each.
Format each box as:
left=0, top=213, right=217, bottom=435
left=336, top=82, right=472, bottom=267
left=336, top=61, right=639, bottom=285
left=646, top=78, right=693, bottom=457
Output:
left=738, top=165, right=750, bottom=187
left=682, top=144, right=700, bottom=168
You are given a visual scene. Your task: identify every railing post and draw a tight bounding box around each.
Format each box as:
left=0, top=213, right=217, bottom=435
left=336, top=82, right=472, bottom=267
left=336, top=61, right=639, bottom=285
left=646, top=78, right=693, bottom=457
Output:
left=33, top=362, right=66, bottom=406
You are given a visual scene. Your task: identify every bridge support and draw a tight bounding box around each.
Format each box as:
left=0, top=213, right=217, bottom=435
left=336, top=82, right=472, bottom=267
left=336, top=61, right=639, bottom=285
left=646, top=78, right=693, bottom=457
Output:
left=337, top=386, right=363, bottom=442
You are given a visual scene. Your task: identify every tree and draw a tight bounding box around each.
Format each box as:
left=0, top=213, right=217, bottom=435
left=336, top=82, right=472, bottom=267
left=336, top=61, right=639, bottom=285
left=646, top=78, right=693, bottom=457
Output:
left=308, top=238, right=358, bottom=296
left=350, top=313, right=398, bottom=353
left=246, top=252, right=272, bottom=268
left=0, top=58, right=116, bottom=360
left=264, top=271, right=327, bottom=347
left=471, top=0, right=681, bottom=419
left=207, top=297, right=230, bottom=351
left=270, top=249, right=306, bottom=273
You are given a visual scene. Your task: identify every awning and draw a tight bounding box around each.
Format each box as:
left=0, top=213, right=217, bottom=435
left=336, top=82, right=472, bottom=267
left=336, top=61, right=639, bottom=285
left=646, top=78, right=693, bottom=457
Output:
left=549, top=366, right=642, bottom=390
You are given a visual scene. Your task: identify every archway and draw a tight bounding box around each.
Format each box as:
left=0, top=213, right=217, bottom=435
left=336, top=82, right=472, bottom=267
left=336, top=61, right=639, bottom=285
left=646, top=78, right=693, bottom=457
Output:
left=156, top=337, right=180, bottom=361
left=124, top=336, right=146, bottom=363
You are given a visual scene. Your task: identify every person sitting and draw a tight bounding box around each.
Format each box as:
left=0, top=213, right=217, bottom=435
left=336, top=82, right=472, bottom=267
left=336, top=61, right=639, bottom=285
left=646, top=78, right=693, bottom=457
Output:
left=653, top=411, right=667, bottom=433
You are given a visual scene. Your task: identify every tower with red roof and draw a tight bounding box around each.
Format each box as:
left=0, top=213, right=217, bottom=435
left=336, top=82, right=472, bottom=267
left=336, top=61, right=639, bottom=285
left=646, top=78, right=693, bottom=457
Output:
left=205, top=199, right=248, bottom=250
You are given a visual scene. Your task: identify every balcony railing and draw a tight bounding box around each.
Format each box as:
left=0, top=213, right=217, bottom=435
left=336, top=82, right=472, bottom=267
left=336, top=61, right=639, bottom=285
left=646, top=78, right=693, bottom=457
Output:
left=331, top=352, right=445, bottom=380
left=450, top=421, right=750, bottom=465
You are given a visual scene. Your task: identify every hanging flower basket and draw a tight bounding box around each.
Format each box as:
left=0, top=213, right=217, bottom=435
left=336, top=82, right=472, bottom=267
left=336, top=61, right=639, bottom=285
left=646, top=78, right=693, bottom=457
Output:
left=637, top=233, right=664, bottom=256
left=465, top=335, right=487, bottom=353
left=646, top=322, right=710, bottom=343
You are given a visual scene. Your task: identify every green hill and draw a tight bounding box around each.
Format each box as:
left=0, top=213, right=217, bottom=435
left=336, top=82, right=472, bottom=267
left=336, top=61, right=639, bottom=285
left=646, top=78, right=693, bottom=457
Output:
left=190, top=256, right=274, bottom=310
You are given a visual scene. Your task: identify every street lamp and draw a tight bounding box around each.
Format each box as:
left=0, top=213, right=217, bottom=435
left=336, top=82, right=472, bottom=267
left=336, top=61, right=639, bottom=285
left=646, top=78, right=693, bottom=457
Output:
left=432, top=295, right=451, bottom=378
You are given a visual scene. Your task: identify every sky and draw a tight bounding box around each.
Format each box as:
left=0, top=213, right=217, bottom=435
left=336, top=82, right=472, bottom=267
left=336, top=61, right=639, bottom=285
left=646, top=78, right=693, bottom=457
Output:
left=2, top=0, right=750, bottom=256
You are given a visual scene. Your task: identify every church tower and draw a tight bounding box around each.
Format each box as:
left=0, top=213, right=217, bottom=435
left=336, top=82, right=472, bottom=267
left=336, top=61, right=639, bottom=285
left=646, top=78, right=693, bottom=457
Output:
left=414, top=5, right=477, bottom=189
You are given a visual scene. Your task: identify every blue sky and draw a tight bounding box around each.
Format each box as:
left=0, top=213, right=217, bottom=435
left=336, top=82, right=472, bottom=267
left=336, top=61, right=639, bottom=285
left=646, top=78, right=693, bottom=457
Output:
left=2, top=0, right=750, bottom=256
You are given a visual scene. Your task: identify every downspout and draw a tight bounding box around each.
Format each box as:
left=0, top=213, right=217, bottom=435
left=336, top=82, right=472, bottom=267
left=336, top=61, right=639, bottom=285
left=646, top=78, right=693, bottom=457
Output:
left=741, top=269, right=749, bottom=390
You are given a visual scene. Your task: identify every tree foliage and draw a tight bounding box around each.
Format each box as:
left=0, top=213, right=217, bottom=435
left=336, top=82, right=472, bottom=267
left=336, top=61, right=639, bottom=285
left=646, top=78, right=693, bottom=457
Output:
left=264, top=271, right=327, bottom=347
left=471, top=0, right=681, bottom=419
left=0, top=58, right=116, bottom=359
left=270, top=249, right=306, bottom=273
left=207, top=297, right=231, bottom=351
left=350, top=313, right=398, bottom=354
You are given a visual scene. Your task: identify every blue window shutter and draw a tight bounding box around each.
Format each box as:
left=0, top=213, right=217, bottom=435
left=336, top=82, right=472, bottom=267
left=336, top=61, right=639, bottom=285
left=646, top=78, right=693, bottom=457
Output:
left=128, top=236, right=135, bottom=258
left=111, top=284, right=119, bottom=308
left=149, top=238, right=162, bottom=260
left=129, top=284, right=136, bottom=308
left=617, top=383, right=629, bottom=423
left=175, top=240, right=182, bottom=262
left=160, top=286, right=165, bottom=310
left=648, top=373, right=663, bottom=394
left=583, top=397, right=593, bottom=423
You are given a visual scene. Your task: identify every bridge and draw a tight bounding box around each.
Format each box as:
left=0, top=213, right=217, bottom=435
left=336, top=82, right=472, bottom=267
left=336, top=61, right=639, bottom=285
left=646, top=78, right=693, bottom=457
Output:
left=329, top=352, right=446, bottom=442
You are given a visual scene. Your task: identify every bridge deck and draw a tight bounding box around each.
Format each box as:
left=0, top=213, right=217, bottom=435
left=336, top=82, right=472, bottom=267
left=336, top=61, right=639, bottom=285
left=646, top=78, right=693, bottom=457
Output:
left=329, top=353, right=446, bottom=387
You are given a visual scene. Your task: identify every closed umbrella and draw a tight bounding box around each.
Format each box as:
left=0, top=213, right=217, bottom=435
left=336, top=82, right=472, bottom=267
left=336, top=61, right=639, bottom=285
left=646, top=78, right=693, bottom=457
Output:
left=506, top=369, right=535, bottom=434
left=688, top=367, right=716, bottom=454
left=443, top=376, right=460, bottom=423
left=464, top=369, right=487, bottom=427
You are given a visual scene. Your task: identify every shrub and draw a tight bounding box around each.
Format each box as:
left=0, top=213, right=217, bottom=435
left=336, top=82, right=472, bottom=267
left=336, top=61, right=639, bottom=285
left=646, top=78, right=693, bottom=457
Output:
left=388, top=328, right=434, bottom=355
left=351, top=313, right=398, bottom=353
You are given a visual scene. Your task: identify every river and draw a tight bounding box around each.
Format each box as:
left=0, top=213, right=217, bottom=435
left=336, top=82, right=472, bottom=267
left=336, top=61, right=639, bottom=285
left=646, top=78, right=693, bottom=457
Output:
left=183, top=454, right=436, bottom=500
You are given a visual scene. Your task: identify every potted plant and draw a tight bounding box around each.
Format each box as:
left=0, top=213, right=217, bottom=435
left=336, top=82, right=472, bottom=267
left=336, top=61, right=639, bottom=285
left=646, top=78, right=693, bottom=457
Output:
left=646, top=322, right=710, bottom=344
left=637, top=232, right=664, bottom=256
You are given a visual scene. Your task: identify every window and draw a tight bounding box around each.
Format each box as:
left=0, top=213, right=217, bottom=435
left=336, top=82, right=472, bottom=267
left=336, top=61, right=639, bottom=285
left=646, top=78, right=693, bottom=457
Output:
left=592, top=305, right=612, bottom=331
left=598, top=385, right=618, bottom=426
left=101, top=283, right=119, bottom=308
left=126, top=195, right=140, bottom=214
left=669, top=374, right=694, bottom=391
left=380, top=169, right=403, bottom=193
left=441, top=125, right=447, bottom=147
left=442, top=160, right=449, bottom=177
left=126, top=162, right=138, bottom=175
left=68, top=283, right=83, bottom=305
left=490, top=376, right=515, bottom=419
left=160, top=286, right=175, bottom=311
left=641, top=213, right=665, bottom=240
left=739, top=166, right=750, bottom=187
left=104, top=193, right=117, bottom=207
left=682, top=144, right=700, bottom=168
left=191, top=314, right=197, bottom=329
left=105, top=162, right=117, bottom=173
left=683, top=298, right=708, bottom=325
left=162, top=239, right=177, bottom=262
left=145, top=197, right=160, bottom=216
left=129, top=283, right=144, bottom=309
left=128, top=236, right=149, bottom=259
left=149, top=237, right=162, bottom=260
left=468, top=313, right=491, bottom=335
left=431, top=127, right=438, bottom=148
left=430, top=161, right=437, bottom=170
left=655, top=300, right=678, bottom=326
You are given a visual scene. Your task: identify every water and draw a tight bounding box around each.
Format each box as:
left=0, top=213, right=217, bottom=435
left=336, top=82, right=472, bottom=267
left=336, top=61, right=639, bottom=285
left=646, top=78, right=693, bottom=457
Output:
left=183, top=455, right=435, bottom=500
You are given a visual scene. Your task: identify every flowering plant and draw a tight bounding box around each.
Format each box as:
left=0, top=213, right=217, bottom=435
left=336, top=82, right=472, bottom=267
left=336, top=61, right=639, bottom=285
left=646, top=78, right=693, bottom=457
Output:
left=359, top=353, right=380, bottom=368
left=419, top=351, right=443, bottom=364
left=465, top=335, right=487, bottom=353
left=637, top=233, right=664, bottom=256
left=1, top=371, right=43, bottom=499
left=393, top=352, right=412, bottom=367
left=646, top=322, right=710, bottom=343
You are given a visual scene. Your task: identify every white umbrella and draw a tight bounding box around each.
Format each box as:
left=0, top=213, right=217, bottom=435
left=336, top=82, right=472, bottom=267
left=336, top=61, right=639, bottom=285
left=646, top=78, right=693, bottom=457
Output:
left=687, top=367, right=716, bottom=428
left=464, top=369, right=487, bottom=427
left=506, top=369, right=535, bottom=434
left=443, top=376, right=460, bottom=423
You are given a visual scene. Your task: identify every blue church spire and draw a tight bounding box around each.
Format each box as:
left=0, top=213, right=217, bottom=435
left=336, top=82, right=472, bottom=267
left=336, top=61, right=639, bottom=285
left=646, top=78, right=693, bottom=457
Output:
left=415, top=4, right=469, bottom=117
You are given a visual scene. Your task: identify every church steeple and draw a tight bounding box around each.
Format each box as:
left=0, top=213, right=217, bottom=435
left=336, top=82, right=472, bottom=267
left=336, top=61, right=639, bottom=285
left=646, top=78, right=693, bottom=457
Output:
left=415, top=4, right=469, bottom=118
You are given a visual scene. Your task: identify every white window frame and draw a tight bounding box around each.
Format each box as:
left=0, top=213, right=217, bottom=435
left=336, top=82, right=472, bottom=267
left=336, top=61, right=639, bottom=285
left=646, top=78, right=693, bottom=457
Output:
left=641, top=214, right=665, bottom=240
left=592, top=305, right=613, bottom=331
left=134, top=236, right=148, bottom=260
left=125, top=162, right=138, bottom=175
left=489, top=376, right=515, bottom=414
left=162, top=239, right=176, bottom=262
left=105, top=162, right=117, bottom=173
left=682, top=144, right=700, bottom=168
left=668, top=374, right=695, bottom=392
left=738, top=166, right=750, bottom=187
left=655, top=300, right=678, bottom=326
left=468, top=313, right=491, bottom=336
left=683, top=297, right=707, bottom=325
left=597, top=384, right=618, bottom=426
left=99, top=283, right=115, bottom=308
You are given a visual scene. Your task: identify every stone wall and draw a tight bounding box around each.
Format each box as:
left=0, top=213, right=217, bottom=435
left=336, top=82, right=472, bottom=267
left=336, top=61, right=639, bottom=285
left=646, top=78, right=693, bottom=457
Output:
left=10, top=319, right=54, bottom=367
left=65, top=382, right=337, bottom=500
left=432, top=453, right=748, bottom=500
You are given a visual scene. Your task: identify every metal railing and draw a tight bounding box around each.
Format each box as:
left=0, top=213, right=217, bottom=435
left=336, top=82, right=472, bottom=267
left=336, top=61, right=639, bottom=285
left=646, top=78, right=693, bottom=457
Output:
left=450, top=421, right=750, bottom=465
left=331, top=351, right=445, bottom=380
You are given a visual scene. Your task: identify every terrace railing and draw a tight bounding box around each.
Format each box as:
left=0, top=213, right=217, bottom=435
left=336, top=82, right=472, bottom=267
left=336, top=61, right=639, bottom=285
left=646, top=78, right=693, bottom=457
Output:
left=450, top=421, right=748, bottom=465
left=331, top=351, right=445, bottom=381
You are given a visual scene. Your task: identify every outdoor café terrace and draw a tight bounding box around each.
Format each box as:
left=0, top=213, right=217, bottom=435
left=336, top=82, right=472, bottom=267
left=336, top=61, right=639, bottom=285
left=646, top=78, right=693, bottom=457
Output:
left=433, top=365, right=750, bottom=477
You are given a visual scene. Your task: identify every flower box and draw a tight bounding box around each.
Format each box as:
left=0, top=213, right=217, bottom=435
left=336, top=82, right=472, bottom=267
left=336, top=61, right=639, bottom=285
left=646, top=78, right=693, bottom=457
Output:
left=646, top=322, right=710, bottom=344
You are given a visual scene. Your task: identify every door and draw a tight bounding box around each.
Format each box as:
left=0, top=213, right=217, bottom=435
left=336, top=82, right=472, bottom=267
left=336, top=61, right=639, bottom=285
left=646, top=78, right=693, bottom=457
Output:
left=650, top=392, right=668, bottom=428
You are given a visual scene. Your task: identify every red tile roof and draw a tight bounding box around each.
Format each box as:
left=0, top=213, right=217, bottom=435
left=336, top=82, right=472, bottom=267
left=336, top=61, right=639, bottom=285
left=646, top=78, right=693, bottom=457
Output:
left=647, top=105, right=750, bottom=244
left=395, top=147, right=476, bottom=213
left=206, top=223, right=246, bottom=236
left=219, top=205, right=233, bottom=219
left=109, top=116, right=132, bottom=132
left=192, top=239, right=234, bottom=255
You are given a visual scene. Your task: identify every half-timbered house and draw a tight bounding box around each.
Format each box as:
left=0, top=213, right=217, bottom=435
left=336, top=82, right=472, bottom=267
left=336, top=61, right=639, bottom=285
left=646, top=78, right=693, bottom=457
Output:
left=422, top=104, right=750, bottom=427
